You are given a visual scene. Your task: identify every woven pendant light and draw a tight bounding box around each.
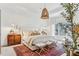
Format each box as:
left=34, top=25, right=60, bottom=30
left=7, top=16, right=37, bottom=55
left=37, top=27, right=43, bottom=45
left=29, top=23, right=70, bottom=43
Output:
left=41, top=8, right=49, bottom=19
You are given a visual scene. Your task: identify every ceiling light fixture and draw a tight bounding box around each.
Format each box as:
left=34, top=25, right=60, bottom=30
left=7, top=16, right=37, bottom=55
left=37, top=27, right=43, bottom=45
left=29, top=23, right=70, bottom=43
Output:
left=41, top=3, right=49, bottom=19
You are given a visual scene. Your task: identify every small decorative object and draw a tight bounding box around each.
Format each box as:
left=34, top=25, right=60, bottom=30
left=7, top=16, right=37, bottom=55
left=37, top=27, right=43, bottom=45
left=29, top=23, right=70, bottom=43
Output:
left=10, top=29, right=14, bottom=34
left=10, top=24, right=15, bottom=33
left=11, top=24, right=15, bottom=28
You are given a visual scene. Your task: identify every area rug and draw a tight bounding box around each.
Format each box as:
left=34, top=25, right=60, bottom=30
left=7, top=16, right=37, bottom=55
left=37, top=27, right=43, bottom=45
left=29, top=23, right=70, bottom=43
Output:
left=13, top=44, right=64, bottom=56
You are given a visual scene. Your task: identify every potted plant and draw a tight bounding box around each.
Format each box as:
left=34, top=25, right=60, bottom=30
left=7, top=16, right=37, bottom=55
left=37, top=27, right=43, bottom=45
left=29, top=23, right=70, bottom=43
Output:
left=61, top=3, right=79, bottom=56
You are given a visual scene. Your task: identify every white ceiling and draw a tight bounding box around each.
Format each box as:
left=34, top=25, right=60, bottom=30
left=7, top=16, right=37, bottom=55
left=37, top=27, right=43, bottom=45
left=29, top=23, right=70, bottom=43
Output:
left=0, top=3, right=79, bottom=28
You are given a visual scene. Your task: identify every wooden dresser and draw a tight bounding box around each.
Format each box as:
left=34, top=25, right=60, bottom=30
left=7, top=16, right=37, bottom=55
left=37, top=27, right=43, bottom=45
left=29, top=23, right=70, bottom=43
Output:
left=7, top=34, right=21, bottom=46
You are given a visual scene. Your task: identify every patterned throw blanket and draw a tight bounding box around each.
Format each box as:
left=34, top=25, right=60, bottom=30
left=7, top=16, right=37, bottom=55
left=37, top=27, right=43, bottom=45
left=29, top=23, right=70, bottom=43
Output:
left=13, top=44, right=64, bottom=56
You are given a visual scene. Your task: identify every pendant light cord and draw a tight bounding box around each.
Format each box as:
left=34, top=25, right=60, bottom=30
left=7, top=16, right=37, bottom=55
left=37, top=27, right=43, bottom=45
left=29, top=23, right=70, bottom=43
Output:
left=44, top=3, right=46, bottom=8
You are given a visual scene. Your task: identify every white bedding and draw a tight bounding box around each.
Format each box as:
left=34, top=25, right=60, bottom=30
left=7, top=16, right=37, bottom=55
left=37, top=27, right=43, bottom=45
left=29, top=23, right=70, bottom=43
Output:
left=23, top=35, right=65, bottom=51
left=27, top=35, right=64, bottom=46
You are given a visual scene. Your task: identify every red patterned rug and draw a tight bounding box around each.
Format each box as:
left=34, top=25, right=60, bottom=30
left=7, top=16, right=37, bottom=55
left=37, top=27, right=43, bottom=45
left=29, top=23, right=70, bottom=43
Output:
left=14, top=44, right=64, bottom=56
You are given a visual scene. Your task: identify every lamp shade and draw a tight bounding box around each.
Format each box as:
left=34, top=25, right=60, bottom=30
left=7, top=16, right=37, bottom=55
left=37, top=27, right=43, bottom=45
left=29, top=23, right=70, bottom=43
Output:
left=41, top=8, right=49, bottom=19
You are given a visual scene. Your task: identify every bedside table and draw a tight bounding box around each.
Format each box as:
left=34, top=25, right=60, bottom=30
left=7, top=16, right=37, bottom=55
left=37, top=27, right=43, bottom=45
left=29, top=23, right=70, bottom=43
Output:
left=7, top=34, right=21, bottom=46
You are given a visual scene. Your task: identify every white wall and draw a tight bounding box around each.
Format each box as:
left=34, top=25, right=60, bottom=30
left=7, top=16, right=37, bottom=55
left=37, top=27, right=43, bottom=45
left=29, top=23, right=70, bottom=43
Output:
left=0, top=3, right=79, bottom=27
left=0, top=3, right=68, bottom=27
left=1, top=27, right=12, bottom=46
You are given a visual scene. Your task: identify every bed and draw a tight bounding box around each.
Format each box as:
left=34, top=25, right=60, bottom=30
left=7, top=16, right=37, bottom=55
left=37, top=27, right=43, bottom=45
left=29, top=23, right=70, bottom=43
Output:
left=23, top=35, right=65, bottom=52
left=1, top=27, right=66, bottom=56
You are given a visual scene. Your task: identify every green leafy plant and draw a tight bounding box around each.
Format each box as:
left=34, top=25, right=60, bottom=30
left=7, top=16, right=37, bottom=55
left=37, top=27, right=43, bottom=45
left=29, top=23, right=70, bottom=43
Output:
left=61, top=3, right=79, bottom=55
